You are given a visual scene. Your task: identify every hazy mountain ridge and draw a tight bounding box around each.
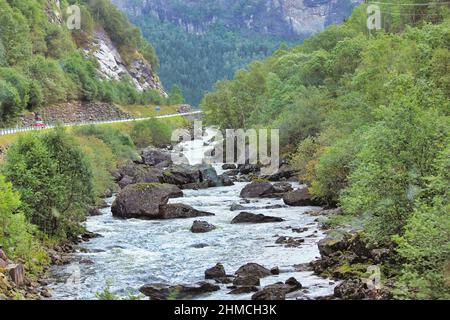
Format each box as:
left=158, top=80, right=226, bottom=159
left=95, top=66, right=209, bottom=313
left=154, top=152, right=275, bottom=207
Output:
left=113, top=0, right=362, bottom=38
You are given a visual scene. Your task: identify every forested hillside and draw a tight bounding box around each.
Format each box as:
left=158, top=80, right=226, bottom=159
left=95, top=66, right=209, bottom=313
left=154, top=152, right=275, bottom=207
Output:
left=202, top=1, right=450, bottom=299
left=0, top=0, right=170, bottom=127
left=113, top=0, right=361, bottom=105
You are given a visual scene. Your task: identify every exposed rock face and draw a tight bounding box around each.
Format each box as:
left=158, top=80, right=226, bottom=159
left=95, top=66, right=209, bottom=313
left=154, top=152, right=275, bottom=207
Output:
left=113, top=0, right=362, bottom=38
left=231, top=212, right=284, bottom=224
left=111, top=183, right=183, bottom=219
left=86, top=29, right=166, bottom=95
left=191, top=220, right=216, bottom=233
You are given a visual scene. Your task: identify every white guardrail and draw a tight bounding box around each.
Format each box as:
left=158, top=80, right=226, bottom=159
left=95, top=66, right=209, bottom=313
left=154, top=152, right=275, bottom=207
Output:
left=0, top=111, right=203, bottom=137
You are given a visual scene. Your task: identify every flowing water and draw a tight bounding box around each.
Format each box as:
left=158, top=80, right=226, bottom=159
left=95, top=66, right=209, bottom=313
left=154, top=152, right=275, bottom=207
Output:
left=48, top=129, right=336, bottom=300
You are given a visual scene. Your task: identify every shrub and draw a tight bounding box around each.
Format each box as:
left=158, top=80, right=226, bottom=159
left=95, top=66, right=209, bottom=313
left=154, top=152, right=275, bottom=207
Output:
left=75, top=125, right=138, bottom=161
left=393, top=146, right=450, bottom=299
left=131, top=118, right=173, bottom=148
left=0, top=175, right=48, bottom=274
left=3, top=127, right=94, bottom=239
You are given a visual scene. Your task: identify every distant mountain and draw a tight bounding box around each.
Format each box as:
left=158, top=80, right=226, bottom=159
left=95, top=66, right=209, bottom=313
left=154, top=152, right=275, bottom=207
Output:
left=112, top=0, right=362, bottom=105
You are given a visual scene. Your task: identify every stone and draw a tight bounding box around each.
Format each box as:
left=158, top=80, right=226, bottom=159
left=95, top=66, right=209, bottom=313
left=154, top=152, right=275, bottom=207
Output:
left=222, top=164, right=237, bottom=170
left=228, top=286, right=259, bottom=294
left=240, top=182, right=275, bottom=198
left=233, top=275, right=260, bottom=286
left=141, top=147, right=172, bottom=166
left=231, top=212, right=284, bottom=224
left=205, top=263, right=226, bottom=280
left=333, top=279, right=368, bottom=300
left=111, top=183, right=183, bottom=219
left=160, top=204, right=214, bottom=219
left=235, top=263, right=272, bottom=279
left=191, top=220, right=216, bottom=233
left=270, top=267, right=280, bottom=275
left=275, top=236, right=305, bottom=247
left=7, top=264, right=24, bottom=286
left=283, top=188, right=318, bottom=206
left=139, top=282, right=220, bottom=300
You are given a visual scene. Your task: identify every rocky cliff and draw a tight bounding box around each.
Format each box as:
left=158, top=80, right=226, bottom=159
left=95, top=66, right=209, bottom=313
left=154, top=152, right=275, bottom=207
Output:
left=46, top=0, right=165, bottom=95
left=112, top=0, right=362, bottom=38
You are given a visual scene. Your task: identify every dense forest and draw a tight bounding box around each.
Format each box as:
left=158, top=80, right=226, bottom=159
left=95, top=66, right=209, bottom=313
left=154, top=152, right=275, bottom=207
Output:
left=134, top=16, right=293, bottom=105
left=0, top=0, right=182, bottom=127
left=202, top=1, right=450, bottom=299
left=117, top=0, right=359, bottom=105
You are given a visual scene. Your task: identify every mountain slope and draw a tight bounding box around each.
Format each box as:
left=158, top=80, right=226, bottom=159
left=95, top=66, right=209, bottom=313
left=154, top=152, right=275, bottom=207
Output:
left=112, top=0, right=361, bottom=105
left=0, top=0, right=165, bottom=126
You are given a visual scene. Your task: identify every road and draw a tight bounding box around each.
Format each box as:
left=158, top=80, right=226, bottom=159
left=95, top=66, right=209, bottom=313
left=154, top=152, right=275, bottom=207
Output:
left=0, top=111, right=202, bottom=137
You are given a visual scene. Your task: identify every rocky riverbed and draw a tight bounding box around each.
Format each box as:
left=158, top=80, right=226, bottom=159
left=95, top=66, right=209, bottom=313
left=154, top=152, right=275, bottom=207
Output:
left=46, top=128, right=340, bottom=300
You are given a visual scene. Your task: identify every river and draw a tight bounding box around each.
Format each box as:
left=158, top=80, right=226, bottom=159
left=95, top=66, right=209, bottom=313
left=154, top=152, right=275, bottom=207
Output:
left=47, top=129, right=336, bottom=300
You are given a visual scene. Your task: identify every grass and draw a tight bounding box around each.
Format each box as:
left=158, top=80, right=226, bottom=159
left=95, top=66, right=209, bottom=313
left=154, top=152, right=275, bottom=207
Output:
left=0, top=115, right=188, bottom=150
left=118, top=104, right=180, bottom=118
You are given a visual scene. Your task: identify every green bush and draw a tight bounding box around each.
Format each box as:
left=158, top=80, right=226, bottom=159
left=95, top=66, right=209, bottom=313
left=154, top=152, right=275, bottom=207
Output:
left=75, top=125, right=138, bottom=161
left=0, top=175, right=48, bottom=274
left=131, top=118, right=173, bottom=148
left=3, top=127, right=94, bottom=239
left=393, top=146, right=450, bottom=299
left=340, top=99, right=448, bottom=244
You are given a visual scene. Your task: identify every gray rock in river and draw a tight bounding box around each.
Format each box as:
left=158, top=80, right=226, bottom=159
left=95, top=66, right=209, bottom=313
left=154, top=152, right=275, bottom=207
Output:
left=235, top=263, right=272, bottom=279
left=139, top=281, right=220, bottom=300
left=231, top=212, right=284, bottom=224
left=283, top=188, right=319, bottom=206
left=111, top=183, right=183, bottom=219
left=251, top=278, right=302, bottom=300
left=240, top=181, right=275, bottom=198
left=190, top=220, right=216, bottom=233
left=205, top=263, right=226, bottom=280
left=141, top=147, right=173, bottom=167
left=160, top=204, right=214, bottom=220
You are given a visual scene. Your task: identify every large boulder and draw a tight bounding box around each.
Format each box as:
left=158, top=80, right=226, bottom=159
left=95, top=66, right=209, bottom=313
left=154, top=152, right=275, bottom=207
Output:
left=231, top=212, right=284, bottom=224
left=238, top=164, right=261, bottom=175
left=272, top=182, right=293, bottom=194
left=198, top=164, right=220, bottom=186
left=111, top=183, right=183, bottom=219
left=222, top=164, right=237, bottom=170
left=233, top=275, right=260, bottom=286
left=240, top=182, right=275, bottom=198
left=263, top=164, right=298, bottom=181
left=205, top=263, right=226, bottom=280
left=7, top=264, right=24, bottom=286
left=162, top=165, right=200, bottom=186
left=116, top=162, right=164, bottom=187
left=235, top=263, right=272, bottom=279
left=139, top=282, right=220, bottom=300
left=190, top=220, right=216, bottom=233
left=218, top=174, right=234, bottom=187
left=283, top=188, right=318, bottom=206
left=141, top=147, right=172, bottom=167
left=333, top=279, right=368, bottom=300
left=160, top=204, right=214, bottom=219
left=318, top=237, right=349, bottom=257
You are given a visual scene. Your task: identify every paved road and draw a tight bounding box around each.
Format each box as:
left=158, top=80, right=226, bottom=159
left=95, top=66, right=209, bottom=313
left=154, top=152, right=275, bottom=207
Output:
left=0, top=111, right=202, bottom=137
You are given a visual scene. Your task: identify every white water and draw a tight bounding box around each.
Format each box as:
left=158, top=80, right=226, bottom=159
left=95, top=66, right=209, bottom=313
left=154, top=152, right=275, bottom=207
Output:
left=48, top=129, right=336, bottom=300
